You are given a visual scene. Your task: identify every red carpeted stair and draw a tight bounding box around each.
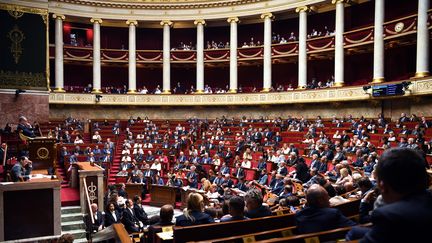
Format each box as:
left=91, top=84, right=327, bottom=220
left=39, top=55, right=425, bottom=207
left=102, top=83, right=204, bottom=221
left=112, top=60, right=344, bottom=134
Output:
left=108, top=134, right=125, bottom=184
left=57, top=160, right=80, bottom=206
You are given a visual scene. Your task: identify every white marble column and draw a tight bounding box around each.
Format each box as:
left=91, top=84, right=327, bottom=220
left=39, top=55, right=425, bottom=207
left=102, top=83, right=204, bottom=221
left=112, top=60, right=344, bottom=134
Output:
left=53, top=14, right=65, bottom=92
left=127, top=20, right=138, bottom=93
left=228, top=17, right=239, bottom=93
left=296, top=7, right=309, bottom=89
left=415, top=0, right=430, bottom=78
left=194, top=19, right=206, bottom=93
left=261, top=13, right=273, bottom=92
left=91, top=18, right=102, bottom=93
left=372, top=0, right=385, bottom=83
left=333, top=0, right=346, bottom=87
left=161, top=20, right=173, bottom=94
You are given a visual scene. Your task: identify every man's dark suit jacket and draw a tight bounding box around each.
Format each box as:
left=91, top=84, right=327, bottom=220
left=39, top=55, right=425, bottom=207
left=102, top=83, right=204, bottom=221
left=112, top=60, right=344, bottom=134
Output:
left=84, top=211, right=105, bottom=233
left=122, top=207, right=140, bottom=233
left=360, top=191, right=432, bottom=243
left=295, top=206, right=356, bottom=234
left=134, top=203, right=149, bottom=224
left=104, top=210, right=121, bottom=227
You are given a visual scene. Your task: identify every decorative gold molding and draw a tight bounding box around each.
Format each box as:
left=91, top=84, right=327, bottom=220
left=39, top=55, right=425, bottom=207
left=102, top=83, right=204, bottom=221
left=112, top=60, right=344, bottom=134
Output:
left=260, top=12, right=274, bottom=20
left=295, top=6, right=310, bottom=13
left=91, top=88, right=102, bottom=94
left=160, top=20, right=173, bottom=26
left=90, top=18, right=103, bottom=24
left=333, top=82, right=345, bottom=87
left=126, top=20, right=138, bottom=26
left=0, top=70, right=46, bottom=90
left=194, top=19, right=206, bottom=26
left=331, top=0, right=351, bottom=4
left=48, top=79, right=432, bottom=106
left=227, top=17, right=240, bottom=24
left=51, top=0, right=269, bottom=10
left=371, top=77, right=385, bottom=84
left=0, top=3, right=48, bottom=16
left=52, top=13, right=65, bottom=20
left=414, top=71, right=430, bottom=78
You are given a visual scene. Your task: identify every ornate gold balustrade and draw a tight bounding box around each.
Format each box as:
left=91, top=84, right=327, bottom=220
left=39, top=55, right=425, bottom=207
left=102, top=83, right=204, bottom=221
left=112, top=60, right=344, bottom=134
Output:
left=49, top=79, right=432, bottom=106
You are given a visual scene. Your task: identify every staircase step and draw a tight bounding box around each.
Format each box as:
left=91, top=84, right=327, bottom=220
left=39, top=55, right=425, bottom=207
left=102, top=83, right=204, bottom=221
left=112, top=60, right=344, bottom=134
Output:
left=61, top=220, right=86, bottom=231
left=61, top=212, right=84, bottom=222
left=61, top=206, right=82, bottom=214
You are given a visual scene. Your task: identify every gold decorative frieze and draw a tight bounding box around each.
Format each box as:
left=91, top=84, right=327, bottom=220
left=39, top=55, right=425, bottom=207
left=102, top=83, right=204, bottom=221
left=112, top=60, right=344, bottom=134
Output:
left=51, top=0, right=269, bottom=10
left=48, top=79, right=432, bottom=106
left=0, top=70, right=46, bottom=90
left=0, top=3, right=48, bottom=16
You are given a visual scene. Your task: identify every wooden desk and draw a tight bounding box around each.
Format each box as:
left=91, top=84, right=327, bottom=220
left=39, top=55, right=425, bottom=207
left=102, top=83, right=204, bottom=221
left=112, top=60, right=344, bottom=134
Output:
left=149, top=185, right=177, bottom=207
left=0, top=178, right=61, bottom=241
left=126, top=183, right=144, bottom=199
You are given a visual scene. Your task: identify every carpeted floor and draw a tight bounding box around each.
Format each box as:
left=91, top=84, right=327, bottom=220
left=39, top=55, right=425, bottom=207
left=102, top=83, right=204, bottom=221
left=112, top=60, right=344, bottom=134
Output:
left=61, top=187, right=80, bottom=207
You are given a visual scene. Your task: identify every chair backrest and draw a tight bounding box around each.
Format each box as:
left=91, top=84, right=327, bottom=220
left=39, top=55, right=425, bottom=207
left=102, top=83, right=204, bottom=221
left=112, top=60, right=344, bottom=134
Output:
left=173, top=213, right=296, bottom=243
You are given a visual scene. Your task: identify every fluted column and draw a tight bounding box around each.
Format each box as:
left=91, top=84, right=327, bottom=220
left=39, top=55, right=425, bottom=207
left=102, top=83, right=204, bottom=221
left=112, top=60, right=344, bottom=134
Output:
left=127, top=20, right=138, bottom=93
left=53, top=14, right=65, bottom=92
left=372, top=0, right=385, bottom=83
left=332, top=0, right=346, bottom=87
left=228, top=17, right=239, bottom=93
left=91, top=18, right=102, bottom=93
left=296, top=7, right=309, bottom=89
left=415, top=0, right=430, bottom=78
left=194, top=19, right=206, bottom=93
left=161, top=20, right=173, bottom=94
left=261, top=13, right=273, bottom=92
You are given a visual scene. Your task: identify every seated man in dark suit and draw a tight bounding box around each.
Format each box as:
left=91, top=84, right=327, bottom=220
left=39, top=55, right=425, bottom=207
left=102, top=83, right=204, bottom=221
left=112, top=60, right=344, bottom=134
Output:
left=84, top=203, right=104, bottom=239
left=122, top=199, right=143, bottom=233
left=17, top=116, right=36, bottom=138
left=220, top=196, right=249, bottom=222
left=133, top=195, right=149, bottom=225
left=10, top=156, right=32, bottom=182
left=148, top=204, right=174, bottom=243
left=348, top=148, right=432, bottom=242
left=245, top=189, right=272, bottom=218
left=295, top=184, right=356, bottom=234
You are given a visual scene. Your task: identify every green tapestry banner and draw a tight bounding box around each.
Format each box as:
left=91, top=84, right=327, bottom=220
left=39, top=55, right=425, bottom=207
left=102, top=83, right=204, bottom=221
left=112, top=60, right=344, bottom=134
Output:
left=0, top=4, right=48, bottom=90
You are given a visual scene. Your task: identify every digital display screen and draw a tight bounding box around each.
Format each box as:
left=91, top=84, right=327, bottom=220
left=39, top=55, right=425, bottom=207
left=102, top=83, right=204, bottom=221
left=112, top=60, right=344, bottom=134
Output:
left=372, top=83, right=405, bottom=97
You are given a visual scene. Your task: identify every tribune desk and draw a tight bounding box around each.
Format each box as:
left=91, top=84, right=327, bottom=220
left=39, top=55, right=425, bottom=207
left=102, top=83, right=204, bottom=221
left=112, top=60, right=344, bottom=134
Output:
left=77, top=162, right=105, bottom=214
left=0, top=173, right=61, bottom=241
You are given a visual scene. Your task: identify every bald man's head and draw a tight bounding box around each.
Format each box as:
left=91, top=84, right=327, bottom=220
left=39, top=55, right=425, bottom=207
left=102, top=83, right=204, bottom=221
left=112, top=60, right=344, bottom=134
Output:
left=160, top=204, right=174, bottom=223
left=306, top=184, right=330, bottom=208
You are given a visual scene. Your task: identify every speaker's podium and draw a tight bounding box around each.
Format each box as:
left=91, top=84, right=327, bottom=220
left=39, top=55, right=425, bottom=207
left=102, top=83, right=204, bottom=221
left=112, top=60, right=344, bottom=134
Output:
left=0, top=137, right=61, bottom=241
left=27, top=137, right=57, bottom=170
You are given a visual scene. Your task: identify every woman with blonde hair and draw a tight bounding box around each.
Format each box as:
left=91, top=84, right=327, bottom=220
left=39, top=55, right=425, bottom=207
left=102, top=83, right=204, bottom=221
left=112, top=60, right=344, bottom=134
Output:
left=200, top=178, right=212, bottom=192
left=175, top=193, right=214, bottom=226
left=335, top=168, right=353, bottom=186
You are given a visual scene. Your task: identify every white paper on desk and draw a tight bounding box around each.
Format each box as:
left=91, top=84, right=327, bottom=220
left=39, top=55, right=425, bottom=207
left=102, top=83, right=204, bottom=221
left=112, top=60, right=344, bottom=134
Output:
left=157, top=231, right=173, bottom=240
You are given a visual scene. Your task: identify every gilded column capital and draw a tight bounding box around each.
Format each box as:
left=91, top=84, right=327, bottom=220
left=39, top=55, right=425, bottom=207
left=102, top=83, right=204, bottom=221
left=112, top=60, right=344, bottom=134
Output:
left=331, top=0, right=351, bottom=4
left=52, top=14, right=65, bottom=20
left=90, top=18, right=103, bottom=24
left=160, top=20, right=174, bottom=27
left=126, top=20, right=138, bottom=26
left=260, top=12, right=274, bottom=20
left=295, top=6, right=311, bottom=13
left=194, top=19, right=206, bottom=26
left=227, top=17, right=240, bottom=24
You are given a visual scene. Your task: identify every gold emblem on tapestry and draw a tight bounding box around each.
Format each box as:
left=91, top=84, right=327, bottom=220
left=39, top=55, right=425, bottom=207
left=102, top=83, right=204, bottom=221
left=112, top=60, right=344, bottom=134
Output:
left=7, top=25, right=25, bottom=64
left=8, top=9, right=24, bottom=19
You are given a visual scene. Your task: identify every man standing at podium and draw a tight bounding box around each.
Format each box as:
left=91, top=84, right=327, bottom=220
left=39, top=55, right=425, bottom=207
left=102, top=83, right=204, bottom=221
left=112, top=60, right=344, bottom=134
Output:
left=11, top=156, right=33, bottom=182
